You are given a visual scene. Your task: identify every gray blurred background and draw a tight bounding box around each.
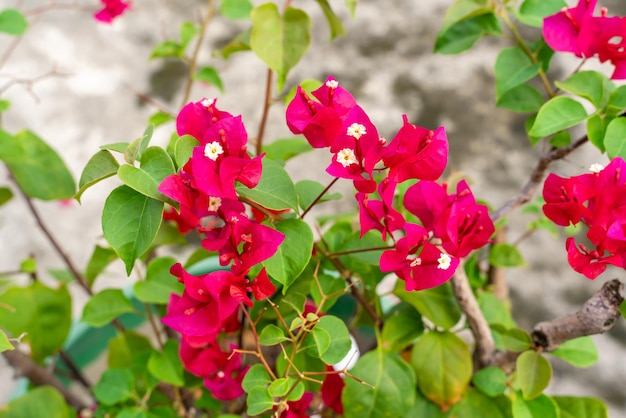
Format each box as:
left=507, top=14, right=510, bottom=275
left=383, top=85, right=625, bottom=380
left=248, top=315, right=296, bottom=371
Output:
left=1, top=0, right=625, bottom=415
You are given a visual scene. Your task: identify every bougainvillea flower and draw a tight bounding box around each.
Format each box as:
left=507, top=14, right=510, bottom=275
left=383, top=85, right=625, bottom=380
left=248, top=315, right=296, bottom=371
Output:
left=286, top=76, right=357, bottom=148
left=326, top=106, right=384, bottom=193
left=566, top=237, right=623, bottom=279
left=279, top=392, right=313, bottom=418
left=180, top=337, right=226, bottom=377
left=321, top=368, right=345, bottom=414
left=380, top=223, right=459, bottom=291
left=404, top=180, right=494, bottom=257
left=202, top=345, right=248, bottom=401
left=94, top=0, right=130, bottom=23
left=382, top=116, right=449, bottom=184
left=176, top=98, right=233, bottom=141
left=356, top=178, right=405, bottom=240
left=591, top=16, right=626, bottom=79
left=190, top=115, right=263, bottom=200
left=542, top=173, right=594, bottom=226
left=202, top=212, right=285, bottom=276
left=542, top=0, right=600, bottom=58
left=161, top=265, right=245, bottom=337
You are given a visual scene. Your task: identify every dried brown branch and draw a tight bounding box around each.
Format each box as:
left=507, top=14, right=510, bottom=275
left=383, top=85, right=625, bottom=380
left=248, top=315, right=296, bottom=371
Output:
left=490, top=279, right=624, bottom=371
left=2, top=348, right=91, bottom=410
left=450, top=260, right=495, bottom=368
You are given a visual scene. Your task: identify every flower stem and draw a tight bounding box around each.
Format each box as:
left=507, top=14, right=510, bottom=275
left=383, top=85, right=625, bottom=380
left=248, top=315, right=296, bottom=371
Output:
left=300, top=177, right=339, bottom=219
left=255, top=69, right=274, bottom=156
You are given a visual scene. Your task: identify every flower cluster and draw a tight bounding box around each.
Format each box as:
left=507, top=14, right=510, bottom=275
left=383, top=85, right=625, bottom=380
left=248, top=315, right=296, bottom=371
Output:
left=159, top=99, right=284, bottom=399
left=543, top=0, right=626, bottom=79
left=286, top=76, right=494, bottom=291
left=543, top=157, right=626, bottom=279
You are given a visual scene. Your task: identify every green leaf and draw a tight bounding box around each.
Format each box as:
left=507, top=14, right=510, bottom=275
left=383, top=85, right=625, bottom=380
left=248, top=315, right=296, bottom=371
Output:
left=193, top=66, right=224, bottom=92
left=606, top=84, right=626, bottom=115
left=48, top=269, right=74, bottom=283
left=242, top=363, right=272, bottom=392
left=214, top=28, right=251, bottom=59
left=381, top=305, right=424, bottom=353
left=489, top=243, right=525, bottom=267
left=94, top=368, right=135, bottom=405
left=314, top=0, right=346, bottom=40
left=220, top=0, right=253, bottom=19
left=118, top=146, right=176, bottom=203
left=497, top=84, right=544, bottom=113
left=345, top=0, right=358, bottom=17
left=179, top=22, right=198, bottom=48
left=554, top=71, right=610, bottom=109
left=0, top=99, right=10, bottom=112
left=264, top=137, right=312, bottom=161
left=259, top=324, right=288, bottom=346
left=410, top=331, right=472, bottom=409
left=310, top=273, right=346, bottom=313
left=549, top=130, right=571, bottom=147
left=550, top=336, right=598, bottom=368
left=296, top=179, right=341, bottom=211
left=134, top=256, right=183, bottom=304
left=250, top=3, right=311, bottom=91
left=604, top=117, right=626, bottom=160
left=268, top=377, right=291, bottom=397
left=0, top=9, right=28, bottom=35
left=494, top=47, right=541, bottom=100
left=450, top=388, right=511, bottom=417
left=516, top=350, right=552, bottom=400
left=108, top=330, right=153, bottom=369
left=174, top=134, right=199, bottom=169
left=0, top=282, right=71, bottom=362
left=478, top=292, right=515, bottom=327
left=0, top=130, right=75, bottom=200
left=438, top=0, right=491, bottom=34
left=0, top=329, right=14, bottom=352
left=148, top=111, right=173, bottom=127
left=100, top=142, right=129, bottom=153
left=125, top=125, right=154, bottom=164
left=263, top=219, right=313, bottom=290
left=472, top=367, right=508, bottom=397
left=151, top=40, right=183, bottom=59
left=236, top=158, right=299, bottom=212
left=0, top=186, right=13, bottom=206
left=516, top=0, right=567, bottom=27
left=75, top=150, right=119, bottom=202
left=394, top=282, right=462, bottom=329
left=102, top=185, right=164, bottom=275
left=553, top=396, right=608, bottom=418
left=148, top=339, right=184, bottom=386
left=620, top=300, right=626, bottom=319
left=0, top=386, right=71, bottom=418
left=283, top=78, right=323, bottom=104
left=20, top=257, right=36, bottom=273
left=586, top=114, right=610, bottom=152
left=528, top=96, right=588, bottom=140
left=81, top=288, right=134, bottom=327
left=435, top=13, right=501, bottom=55
left=304, top=315, right=352, bottom=364
left=246, top=387, right=274, bottom=416
left=512, top=393, right=558, bottom=418
left=85, top=245, right=118, bottom=287
left=117, top=408, right=148, bottom=418
left=343, top=350, right=416, bottom=418
left=491, top=324, right=532, bottom=352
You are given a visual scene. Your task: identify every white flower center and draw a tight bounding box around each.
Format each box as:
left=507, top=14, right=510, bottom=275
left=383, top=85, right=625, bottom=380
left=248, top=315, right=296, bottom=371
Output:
left=325, top=79, right=339, bottom=89
left=208, top=196, right=222, bottom=212
left=589, top=163, right=604, bottom=174
left=409, top=257, right=422, bottom=267
left=347, top=123, right=367, bottom=139
left=337, top=148, right=358, bottom=167
left=437, top=253, right=452, bottom=270
left=204, top=141, right=224, bottom=161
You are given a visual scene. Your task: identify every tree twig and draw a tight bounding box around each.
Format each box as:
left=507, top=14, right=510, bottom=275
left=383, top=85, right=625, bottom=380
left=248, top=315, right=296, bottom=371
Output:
left=450, top=260, right=495, bottom=368
left=254, top=68, right=273, bottom=156
left=2, top=349, right=91, bottom=410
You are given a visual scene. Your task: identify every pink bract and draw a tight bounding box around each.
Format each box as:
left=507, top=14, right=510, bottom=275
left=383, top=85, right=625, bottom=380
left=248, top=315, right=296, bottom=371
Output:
left=94, top=0, right=130, bottom=23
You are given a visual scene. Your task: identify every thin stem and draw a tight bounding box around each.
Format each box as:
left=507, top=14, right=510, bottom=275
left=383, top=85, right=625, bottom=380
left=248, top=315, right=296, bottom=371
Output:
left=180, top=0, right=216, bottom=107
left=58, top=350, right=94, bottom=393
left=255, top=69, right=274, bottom=156
left=450, top=259, right=495, bottom=368
left=241, top=307, right=277, bottom=379
left=300, top=177, right=339, bottom=219
left=327, top=245, right=393, bottom=258
left=145, top=304, right=165, bottom=350
left=500, top=11, right=554, bottom=97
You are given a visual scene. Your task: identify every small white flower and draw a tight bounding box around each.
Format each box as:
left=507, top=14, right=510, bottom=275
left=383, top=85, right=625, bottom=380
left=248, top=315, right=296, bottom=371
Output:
left=200, top=98, right=214, bottom=107
left=337, top=148, right=358, bottom=167
left=325, top=79, right=339, bottom=89
left=589, top=163, right=604, bottom=174
left=437, top=253, right=452, bottom=270
left=208, top=196, right=222, bottom=212
left=346, top=123, right=367, bottom=139
left=204, top=141, right=224, bottom=161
